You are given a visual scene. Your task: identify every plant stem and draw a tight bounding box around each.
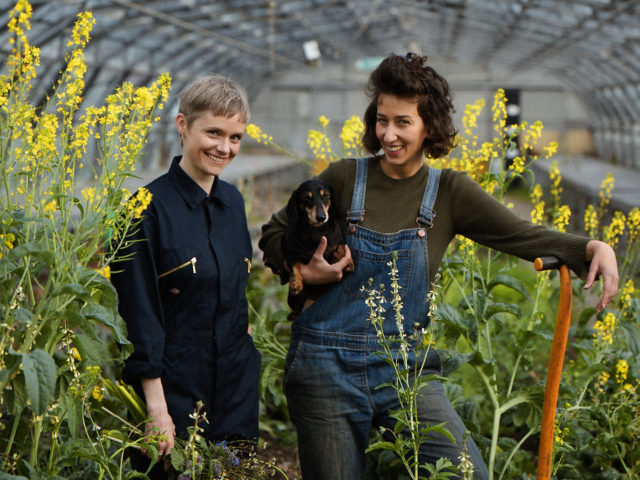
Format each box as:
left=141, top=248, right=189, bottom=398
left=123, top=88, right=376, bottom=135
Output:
left=498, top=428, right=535, bottom=480
left=30, top=414, right=43, bottom=468
left=477, top=369, right=499, bottom=480
left=1, top=412, right=21, bottom=471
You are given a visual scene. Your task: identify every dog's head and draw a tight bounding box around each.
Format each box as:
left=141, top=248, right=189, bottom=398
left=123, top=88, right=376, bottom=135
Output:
left=286, top=179, right=336, bottom=227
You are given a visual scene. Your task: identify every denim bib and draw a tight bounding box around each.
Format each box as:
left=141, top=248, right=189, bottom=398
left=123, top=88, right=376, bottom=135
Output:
left=291, top=158, right=441, bottom=347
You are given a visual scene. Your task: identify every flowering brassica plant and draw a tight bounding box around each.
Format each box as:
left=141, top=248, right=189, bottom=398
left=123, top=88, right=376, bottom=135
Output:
left=0, top=1, right=171, bottom=476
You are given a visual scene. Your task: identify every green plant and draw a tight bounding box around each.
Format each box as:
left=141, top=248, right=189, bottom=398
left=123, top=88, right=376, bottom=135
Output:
left=362, top=254, right=460, bottom=480
left=0, top=1, right=173, bottom=477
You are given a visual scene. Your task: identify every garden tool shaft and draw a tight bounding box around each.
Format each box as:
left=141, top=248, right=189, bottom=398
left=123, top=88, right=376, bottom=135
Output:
left=534, top=256, right=573, bottom=480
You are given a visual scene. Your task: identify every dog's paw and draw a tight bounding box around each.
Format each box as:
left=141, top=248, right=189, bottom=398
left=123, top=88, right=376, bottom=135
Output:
left=344, top=261, right=355, bottom=273
left=289, top=277, right=303, bottom=295
left=289, top=264, right=304, bottom=295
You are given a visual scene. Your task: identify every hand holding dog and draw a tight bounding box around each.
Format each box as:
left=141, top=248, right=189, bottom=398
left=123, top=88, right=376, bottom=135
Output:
left=300, top=236, right=353, bottom=285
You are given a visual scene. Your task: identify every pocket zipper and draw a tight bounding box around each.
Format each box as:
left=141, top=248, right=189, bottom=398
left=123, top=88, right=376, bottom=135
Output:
left=158, top=257, right=197, bottom=278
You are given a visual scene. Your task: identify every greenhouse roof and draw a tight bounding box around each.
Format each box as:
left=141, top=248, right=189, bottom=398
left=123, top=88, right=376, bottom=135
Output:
left=2, top=0, right=640, bottom=165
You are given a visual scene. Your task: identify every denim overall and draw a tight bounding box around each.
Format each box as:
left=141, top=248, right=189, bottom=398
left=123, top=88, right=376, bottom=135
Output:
left=283, top=158, right=489, bottom=480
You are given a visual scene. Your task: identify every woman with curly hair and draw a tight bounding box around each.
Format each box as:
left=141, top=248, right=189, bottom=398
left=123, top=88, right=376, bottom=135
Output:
left=259, top=53, right=618, bottom=479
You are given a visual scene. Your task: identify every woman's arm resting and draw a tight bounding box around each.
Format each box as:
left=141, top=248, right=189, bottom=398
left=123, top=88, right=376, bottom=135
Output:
left=140, top=377, right=176, bottom=459
left=584, top=239, right=619, bottom=312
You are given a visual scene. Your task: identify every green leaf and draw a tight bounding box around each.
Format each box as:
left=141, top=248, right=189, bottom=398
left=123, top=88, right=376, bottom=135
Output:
left=62, top=307, right=101, bottom=341
left=0, top=473, right=29, bottom=480
left=74, top=331, right=110, bottom=365
left=53, top=282, right=92, bottom=302
left=64, top=391, right=83, bottom=438
left=170, top=445, right=186, bottom=471
left=485, top=302, right=521, bottom=319
left=577, top=306, right=596, bottom=327
left=4, top=241, right=55, bottom=265
left=80, top=302, right=130, bottom=345
left=437, top=303, right=467, bottom=329
left=424, top=422, right=456, bottom=444
left=620, top=320, right=640, bottom=356
left=514, top=328, right=553, bottom=351
left=439, top=350, right=481, bottom=376
left=78, top=266, right=119, bottom=308
left=21, top=349, right=57, bottom=415
left=488, top=274, right=533, bottom=302
left=13, top=306, right=33, bottom=324
left=365, top=440, right=398, bottom=453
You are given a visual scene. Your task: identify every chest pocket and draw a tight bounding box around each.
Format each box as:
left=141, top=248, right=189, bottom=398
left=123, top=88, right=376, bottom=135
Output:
left=156, top=244, right=202, bottom=294
left=344, top=248, right=414, bottom=301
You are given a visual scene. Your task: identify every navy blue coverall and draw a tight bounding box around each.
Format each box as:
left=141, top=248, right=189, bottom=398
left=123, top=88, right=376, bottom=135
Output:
left=111, top=156, right=260, bottom=442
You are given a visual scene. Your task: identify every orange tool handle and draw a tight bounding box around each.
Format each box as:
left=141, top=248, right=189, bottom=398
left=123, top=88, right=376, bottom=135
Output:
left=534, top=257, right=573, bottom=480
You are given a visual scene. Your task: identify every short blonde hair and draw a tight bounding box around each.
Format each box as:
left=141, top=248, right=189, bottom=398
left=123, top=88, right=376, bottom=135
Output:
left=178, top=74, right=250, bottom=125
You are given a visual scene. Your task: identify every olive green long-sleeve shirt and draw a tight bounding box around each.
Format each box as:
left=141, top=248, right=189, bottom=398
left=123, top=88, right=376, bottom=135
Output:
left=259, top=157, right=590, bottom=287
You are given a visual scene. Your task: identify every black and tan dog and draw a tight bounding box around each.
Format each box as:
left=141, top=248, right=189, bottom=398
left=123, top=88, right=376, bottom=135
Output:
left=282, top=179, right=354, bottom=318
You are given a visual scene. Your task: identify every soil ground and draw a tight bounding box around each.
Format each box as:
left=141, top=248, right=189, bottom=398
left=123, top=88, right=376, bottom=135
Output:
left=259, top=434, right=301, bottom=479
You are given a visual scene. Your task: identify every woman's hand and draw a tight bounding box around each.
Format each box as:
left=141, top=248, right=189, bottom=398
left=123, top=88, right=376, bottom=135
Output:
left=299, top=236, right=353, bottom=285
left=584, top=239, right=619, bottom=312
left=140, top=377, right=176, bottom=460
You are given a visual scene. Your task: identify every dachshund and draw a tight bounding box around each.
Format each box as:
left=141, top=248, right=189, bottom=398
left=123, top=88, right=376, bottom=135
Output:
left=282, top=179, right=354, bottom=318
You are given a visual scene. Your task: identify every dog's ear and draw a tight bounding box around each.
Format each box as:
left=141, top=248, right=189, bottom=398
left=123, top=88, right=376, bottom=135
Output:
left=326, top=182, right=340, bottom=219
left=286, top=187, right=299, bottom=225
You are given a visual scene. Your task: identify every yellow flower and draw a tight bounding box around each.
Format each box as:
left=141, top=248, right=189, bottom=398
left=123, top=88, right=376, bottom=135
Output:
left=340, top=115, right=364, bottom=156
left=549, top=160, right=563, bottom=202
left=543, top=141, right=558, bottom=158
left=307, top=129, right=332, bottom=162
left=81, top=187, right=96, bottom=203
left=593, top=312, right=616, bottom=346
left=603, top=211, right=626, bottom=249
left=97, top=265, right=111, bottom=280
left=1, top=233, right=16, bottom=250
left=126, top=187, right=153, bottom=219
left=626, top=207, right=640, bottom=243
left=508, top=155, right=525, bottom=174
left=598, top=173, right=615, bottom=211
left=584, top=204, right=598, bottom=238
left=67, top=11, right=94, bottom=48
left=71, top=347, right=81, bottom=361
left=523, top=121, right=543, bottom=151
left=553, top=422, right=565, bottom=446
left=318, top=115, right=329, bottom=128
left=43, top=199, right=57, bottom=215
left=245, top=123, right=272, bottom=145
left=615, top=359, right=629, bottom=384
left=91, top=385, right=104, bottom=402
left=620, top=279, right=635, bottom=311
left=462, top=99, right=484, bottom=136
left=530, top=201, right=545, bottom=225
left=553, top=204, right=571, bottom=233
left=491, top=89, right=507, bottom=136
left=134, top=86, right=156, bottom=111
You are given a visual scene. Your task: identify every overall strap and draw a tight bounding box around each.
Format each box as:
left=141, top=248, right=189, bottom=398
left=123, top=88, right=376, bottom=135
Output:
left=346, top=157, right=368, bottom=224
left=416, top=167, right=441, bottom=228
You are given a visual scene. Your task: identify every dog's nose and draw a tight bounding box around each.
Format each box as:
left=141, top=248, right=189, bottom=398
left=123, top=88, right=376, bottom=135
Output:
left=315, top=212, right=326, bottom=223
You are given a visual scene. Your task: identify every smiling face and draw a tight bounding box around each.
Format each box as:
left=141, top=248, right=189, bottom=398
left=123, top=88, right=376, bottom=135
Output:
left=176, top=110, right=246, bottom=192
left=375, top=94, right=429, bottom=179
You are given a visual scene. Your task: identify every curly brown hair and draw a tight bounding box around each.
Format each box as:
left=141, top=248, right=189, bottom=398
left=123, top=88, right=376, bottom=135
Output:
left=362, top=53, right=456, bottom=159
